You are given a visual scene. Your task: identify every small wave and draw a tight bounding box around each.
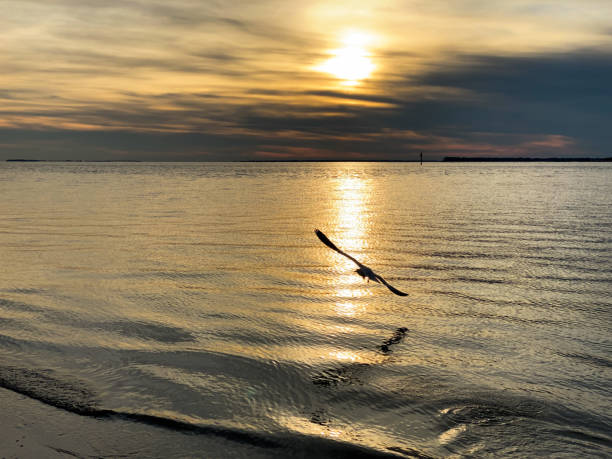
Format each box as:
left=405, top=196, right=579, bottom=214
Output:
left=132, top=270, right=224, bottom=281
left=0, top=364, right=416, bottom=457
left=437, top=397, right=546, bottom=428
left=425, top=290, right=547, bottom=313
left=113, top=410, right=417, bottom=458
left=110, top=411, right=282, bottom=449
left=0, top=316, right=22, bottom=327
left=402, top=264, right=507, bottom=273
left=0, top=297, right=45, bottom=313
left=549, top=428, right=612, bottom=448
left=312, top=363, right=371, bottom=387
left=525, top=274, right=611, bottom=284
left=440, top=404, right=522, bottom=426
left=0, top=363, right=277, bottom=447
left=94, top=320, right=196, bottom=344
left=0, top=365, right=101, bottom=415
left=428, top=251, right=512, bottom=260
left=1, top=287, right=44, bottom=295
left=557, top=352, right=612, bottom=369
left=387, top=446, right=436, bottom=459
left=446, top=309, right=563, bottom=327
left=449, top=276, right=510, bottom=285
left=0, top=333, right=24, bottom=351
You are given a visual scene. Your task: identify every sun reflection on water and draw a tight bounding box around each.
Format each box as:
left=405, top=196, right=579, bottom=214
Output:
left=334, top=301, right=365, bottom=317
left=315, top=171, right=376, bottom=366
left=334, top=175, right=369, bottom=252
left=329, top=350, right=359, bottom=362
left=335, top=286, right=370, bottom=299
left=329, top=173, right=372, bottom=279
left=324, top=173, right=374, bottom=311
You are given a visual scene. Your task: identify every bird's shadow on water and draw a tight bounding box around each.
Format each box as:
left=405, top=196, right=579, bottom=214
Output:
left=379, top=327, right=409, bottom=355
left=310, top=326, right=409, bottom=388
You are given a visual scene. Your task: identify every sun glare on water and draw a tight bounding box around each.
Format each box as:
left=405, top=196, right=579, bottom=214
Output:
left=318, top=31, right=376, bottom=86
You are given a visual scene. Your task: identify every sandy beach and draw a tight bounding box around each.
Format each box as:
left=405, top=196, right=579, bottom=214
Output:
left=0, top=387, right=256, bottom=459
left=1, top=387, right=86, bottom=458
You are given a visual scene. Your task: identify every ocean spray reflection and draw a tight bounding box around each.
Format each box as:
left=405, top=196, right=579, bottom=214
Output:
left=0, top=162, right=610, bottom=457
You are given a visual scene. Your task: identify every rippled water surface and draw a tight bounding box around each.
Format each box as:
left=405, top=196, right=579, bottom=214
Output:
left=0, top=162, right=610, bottom=457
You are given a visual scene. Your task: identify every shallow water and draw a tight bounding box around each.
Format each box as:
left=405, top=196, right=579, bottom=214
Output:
left=0, top=162, right=610, bottom=457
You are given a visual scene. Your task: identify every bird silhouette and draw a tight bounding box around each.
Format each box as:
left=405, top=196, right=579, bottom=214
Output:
left=315, top=229, right=408, bottom=296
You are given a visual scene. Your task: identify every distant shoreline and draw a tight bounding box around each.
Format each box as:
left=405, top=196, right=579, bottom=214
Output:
left=5, top=159, right=142, bottom=162
left=241, top=158, right=612, bottom=162
left=5, top=157, right=612, bottom=163
left=442, top=156, right=612, bottom=162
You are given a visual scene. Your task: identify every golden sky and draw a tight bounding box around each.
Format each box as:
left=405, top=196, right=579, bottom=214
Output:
left=1, top=0, right=612, bottom=160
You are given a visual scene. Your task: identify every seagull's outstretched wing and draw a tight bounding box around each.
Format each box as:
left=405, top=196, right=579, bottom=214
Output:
left=315, top=228, right=408, bottom=297
left=314, top=229, right=363, bottom=268
left=374, top=274, right=408, bottom=296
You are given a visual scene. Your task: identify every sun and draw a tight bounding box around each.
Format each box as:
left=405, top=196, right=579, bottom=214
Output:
left=318, top=31, right=376, bottom=86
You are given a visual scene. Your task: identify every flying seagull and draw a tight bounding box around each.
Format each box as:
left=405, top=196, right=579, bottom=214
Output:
left=315, top=229, right=408, bottom=296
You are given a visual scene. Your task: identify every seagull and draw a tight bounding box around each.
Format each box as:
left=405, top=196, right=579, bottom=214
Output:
left=315, top=229, right=408, bottom=296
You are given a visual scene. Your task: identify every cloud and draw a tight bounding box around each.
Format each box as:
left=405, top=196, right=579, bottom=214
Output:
left=3, top=44, right=610, bottom=161
left=407, top=48, right=612, bottom=153
left=419, top=49, right=612, bottom=105
left=2, top=1, right=611, bottom=160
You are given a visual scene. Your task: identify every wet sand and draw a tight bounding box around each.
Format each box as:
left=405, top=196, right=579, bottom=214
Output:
left=0, top=387, right=261, bottom=459
left=0, top=387, right=85, bottom=458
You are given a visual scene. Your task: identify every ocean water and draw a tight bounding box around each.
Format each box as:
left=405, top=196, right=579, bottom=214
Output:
left=0, top=161, right=610, bottom=458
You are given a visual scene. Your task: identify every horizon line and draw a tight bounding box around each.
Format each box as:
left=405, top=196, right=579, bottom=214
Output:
left=5, top=157, right=612, bottom=163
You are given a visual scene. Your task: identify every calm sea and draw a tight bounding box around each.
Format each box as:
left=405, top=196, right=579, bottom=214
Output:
left=0, top=162, right=610, bottom=458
